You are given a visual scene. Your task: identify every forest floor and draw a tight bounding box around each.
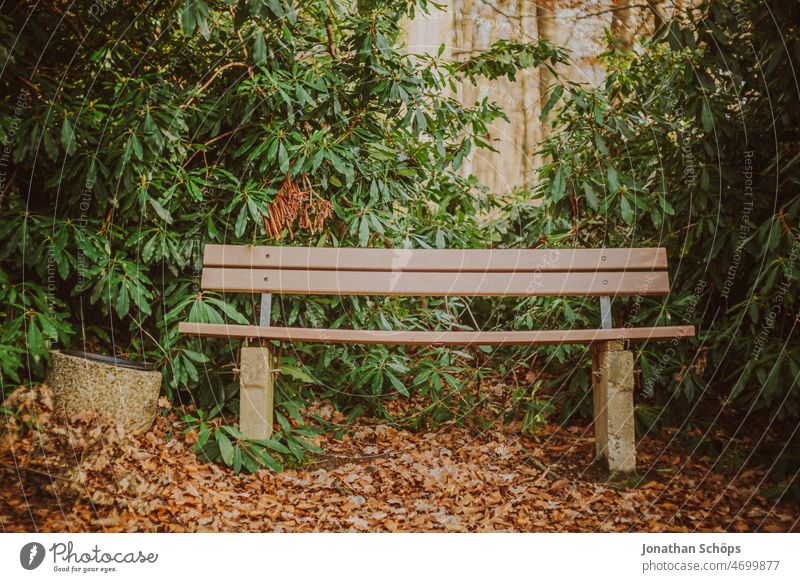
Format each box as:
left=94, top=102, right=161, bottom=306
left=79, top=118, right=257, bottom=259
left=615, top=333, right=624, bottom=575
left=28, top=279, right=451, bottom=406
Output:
left=1, top=385, right=797, bottom=533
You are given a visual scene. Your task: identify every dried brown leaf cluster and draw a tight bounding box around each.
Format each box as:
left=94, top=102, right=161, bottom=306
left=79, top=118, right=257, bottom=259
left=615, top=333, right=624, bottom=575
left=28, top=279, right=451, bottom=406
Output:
left=1, top=385, right=797, bottom=533
left=264, top=174, right=333, bottom=240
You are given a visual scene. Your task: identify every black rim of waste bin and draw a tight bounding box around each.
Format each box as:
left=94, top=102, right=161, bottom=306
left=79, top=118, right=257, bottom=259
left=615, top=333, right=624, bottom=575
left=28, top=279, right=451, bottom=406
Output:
left=59, top=350, right=154, bottom=371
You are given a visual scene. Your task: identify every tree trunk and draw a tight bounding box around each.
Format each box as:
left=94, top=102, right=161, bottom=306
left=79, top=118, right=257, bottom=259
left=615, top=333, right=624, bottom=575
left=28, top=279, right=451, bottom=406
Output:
left=536, top=3, right=558, bottom=162
left=400, top=0, right=681, bottom=192
left=611, top=0, right=635, bottom=49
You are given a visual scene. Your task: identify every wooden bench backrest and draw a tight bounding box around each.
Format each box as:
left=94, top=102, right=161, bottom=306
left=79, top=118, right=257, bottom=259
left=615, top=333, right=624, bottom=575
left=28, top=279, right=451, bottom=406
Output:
left=200, top=245, right=671, bottom=297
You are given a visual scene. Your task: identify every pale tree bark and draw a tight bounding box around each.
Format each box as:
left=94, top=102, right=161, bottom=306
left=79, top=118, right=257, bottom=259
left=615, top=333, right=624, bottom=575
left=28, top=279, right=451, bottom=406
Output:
left=647, top=0, right=667, bottom=28
left=403, top=1, right=454, bottom=64
left=401, top=0, right=688, bottom=194
left=536, top=2, right=558, bottom=165
left=611, top=0, right=635, bottom=48
left=519, top=7, right=540, bottom=182
left=451, top=0, right=540, bottom=193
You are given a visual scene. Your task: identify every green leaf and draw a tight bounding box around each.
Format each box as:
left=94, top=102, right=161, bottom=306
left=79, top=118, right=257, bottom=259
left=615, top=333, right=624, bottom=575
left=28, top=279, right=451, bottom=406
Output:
left=414, top=108, right=427, bottom=133
left=594, top=133, right=608, bottom=156
left=61, top=118, right=76, bottom=156
left=277, top=141, right=289, bottom=173
left=149, top=198, right=173, bottom=223
left=541, top=84, right=564, bottom=118
left=253, top=30, right=266, bottom=64
left=358, top=214, right=370, bottom=246
left=233, top=446, right=242, bottom=474
left=435, top=229, right=445, bottom=249
left=251, top=439, right=291, bottom=454
left=234, top=204, right=248, bottom=237
left=619, top=194, right=634, bottom=224
left=130, top=134, right=144, bottom=161
left=115, top=283, right=130, bottom=318
left=285, top=437, right=304, bottom=461
left=253, top=447, right=283, bottom=471
left=205, top=297, right=250, bottom=324
left=583, top=182, right=599, bottom=210
left=86, top=157, right=97, bottom=187
left=660, top=196, right=674, bottom=215
left=606, top=166, right=619, bottom=194
left=181, top=1, right=197, bottom=36
left=217, top=432, right=234, bottom=466
left=182, top=348, right=210, bottom=364
left=328, top=151, right=347, bottom=175
left=386, top=371, right=409, bottom=397
left=289, top=434, right=323, bottom=454
left=280, top=364, right=318, bottom=384
left=27, top=321, right=44, bottom=360
left=550, top=166, right=565, bottom=201
left=43, top=129, right=58, bottom=160
left=701, top=101, right=713, bottom=133
left=196, top=1, right=210, bottom=39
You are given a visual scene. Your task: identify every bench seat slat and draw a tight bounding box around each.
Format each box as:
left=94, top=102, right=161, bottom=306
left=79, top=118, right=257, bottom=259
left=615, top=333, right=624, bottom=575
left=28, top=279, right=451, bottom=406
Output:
left=178, top=322, right=695, bottom=345
left=204, top=245, right=667, bottom=272
left=201, top=268, right=670, bottom=296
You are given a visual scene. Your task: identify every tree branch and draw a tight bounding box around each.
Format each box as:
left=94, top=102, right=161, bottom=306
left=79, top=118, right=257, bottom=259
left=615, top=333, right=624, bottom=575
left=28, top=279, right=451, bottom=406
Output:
left=645, top=0, right=667, bottom=27
left=576, top=4, right=653, bottom=20
left=181, top=62, right=247, bottom=109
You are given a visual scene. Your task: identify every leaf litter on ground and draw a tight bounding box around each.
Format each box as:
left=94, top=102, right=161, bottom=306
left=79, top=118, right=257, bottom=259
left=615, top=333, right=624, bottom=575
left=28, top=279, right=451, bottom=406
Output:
left=1, top=385, right=797, bottom=533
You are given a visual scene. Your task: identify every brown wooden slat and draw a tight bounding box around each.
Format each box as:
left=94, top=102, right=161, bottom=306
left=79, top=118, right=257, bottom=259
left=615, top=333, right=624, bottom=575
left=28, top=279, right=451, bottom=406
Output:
left=203, top=245, right=667, bottom=272
left=200, top=268, right=670, bottom=296
left=178, top=322, right=695, bottom=345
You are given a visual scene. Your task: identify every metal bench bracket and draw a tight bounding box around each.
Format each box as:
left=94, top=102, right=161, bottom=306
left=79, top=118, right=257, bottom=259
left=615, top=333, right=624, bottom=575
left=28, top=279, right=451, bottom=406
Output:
left=599, top=295, right=612, bottom=329
left=259, top=293, right=272, bottom=327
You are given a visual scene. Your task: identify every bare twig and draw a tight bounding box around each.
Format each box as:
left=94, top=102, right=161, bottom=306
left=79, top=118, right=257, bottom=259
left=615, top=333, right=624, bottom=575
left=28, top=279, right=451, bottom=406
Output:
left=523, top=454, right=564, bottom=481
left=576, top=3, right=652, bottom=20
left=645, top=0, right=667, bottom=27
left=325, top=24, right=338, bottom=59
left=181, top=62, right=247, bottom=109
left=325, top=0, right=340, bottom=59
left=0, top=460, right=79, bottom=484
left=182, top=128, right=240, bottom=169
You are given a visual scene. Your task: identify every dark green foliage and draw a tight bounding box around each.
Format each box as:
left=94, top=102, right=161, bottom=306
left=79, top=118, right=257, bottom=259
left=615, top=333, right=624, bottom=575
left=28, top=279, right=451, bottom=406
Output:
left=182, top=404, right=323, bottom=474
left=0, top=0, right=561, bottom=468
left=509, top=0, right=799, bottom=482
left=2, top=0, right=797, bottom=485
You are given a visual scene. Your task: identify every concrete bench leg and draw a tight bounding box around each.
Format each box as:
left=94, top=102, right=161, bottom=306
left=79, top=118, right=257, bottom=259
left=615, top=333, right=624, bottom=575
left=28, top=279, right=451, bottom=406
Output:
left=239, top=346, right=274, bottom=440
left=591, top=340, right=636, bottom=472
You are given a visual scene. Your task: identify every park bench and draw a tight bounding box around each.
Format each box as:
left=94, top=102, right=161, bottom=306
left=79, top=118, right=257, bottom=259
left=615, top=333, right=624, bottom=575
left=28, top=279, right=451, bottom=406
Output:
left=179, top=245, right=694, bottom=472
